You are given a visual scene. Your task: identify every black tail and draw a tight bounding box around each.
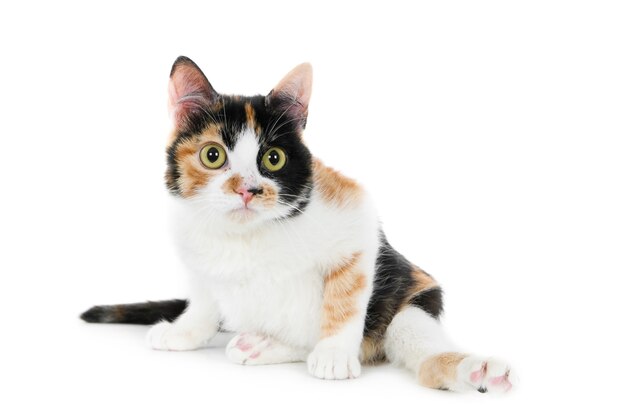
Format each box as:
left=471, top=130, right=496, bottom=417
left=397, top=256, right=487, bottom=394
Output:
left=80, top=299, right=188, bottom=325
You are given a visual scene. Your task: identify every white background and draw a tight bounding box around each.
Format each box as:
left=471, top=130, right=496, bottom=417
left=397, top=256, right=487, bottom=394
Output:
left=1, top=1, right=625, bottom=415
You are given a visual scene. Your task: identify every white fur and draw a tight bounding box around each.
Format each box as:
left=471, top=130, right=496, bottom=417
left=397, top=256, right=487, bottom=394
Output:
left=384, top=307, right=457, bottom=369
left=147, top=283, right=219, bottom=350
left=227, top=129, right=263, bottom=180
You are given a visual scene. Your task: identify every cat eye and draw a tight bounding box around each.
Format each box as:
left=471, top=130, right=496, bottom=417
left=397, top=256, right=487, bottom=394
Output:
left=199, top=143, right=227, bottom=169
left=261, top=147, right=287, bottom=172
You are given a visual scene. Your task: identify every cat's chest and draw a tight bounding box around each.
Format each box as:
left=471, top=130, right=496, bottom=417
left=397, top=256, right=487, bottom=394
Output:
left=209, top=259, right=324, bottom=347
left=174, top=221, right=326, bottom=346
left=177, top=224, right=318, bottom=280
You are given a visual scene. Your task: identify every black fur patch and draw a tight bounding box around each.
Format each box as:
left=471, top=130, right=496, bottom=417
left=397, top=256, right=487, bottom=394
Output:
left=80, top=299, right=188, bottom=325
left=408, top=287, right=444, bottom=318
left=363, top=232, right=444, bottom=346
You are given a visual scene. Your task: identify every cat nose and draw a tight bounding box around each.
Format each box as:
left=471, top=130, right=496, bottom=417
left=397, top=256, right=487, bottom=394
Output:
left=236, top=187, right=263, bottom=204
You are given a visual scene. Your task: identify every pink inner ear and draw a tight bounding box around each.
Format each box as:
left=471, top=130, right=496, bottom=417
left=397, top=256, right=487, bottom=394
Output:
left=270, top=63, right=313, bottom=122
left=168, top=60, right=216, bottom=128
left=168, top=82, right=211, bottom=127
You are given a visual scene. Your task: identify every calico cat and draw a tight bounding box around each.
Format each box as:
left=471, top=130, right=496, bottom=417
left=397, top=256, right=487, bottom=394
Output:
left=81, top=56, right=514, bottom=393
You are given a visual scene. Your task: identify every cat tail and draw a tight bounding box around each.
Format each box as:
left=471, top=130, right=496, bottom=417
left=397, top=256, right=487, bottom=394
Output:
left=80, top=299, right=188, bottom=325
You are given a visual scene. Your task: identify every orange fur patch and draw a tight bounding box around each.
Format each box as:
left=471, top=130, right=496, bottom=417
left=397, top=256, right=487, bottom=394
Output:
left=411, top=267, right=438, bottom=295
left=200, top=124, right=222, bottom=141
left=176, top=140, right=209, bottom=198
left=244, top=101, right=261, bottom=135
left=172, top=126, right=226, bottom=198
left=245, top=102, right=254, bottom=123
left=222, top=174, right=243, bottom=196
left=418, top=352, right=467, bottom=389
left=321, top=252, right=366, bottom=337
left=175, top=139, right=200, bottom=160
left=313, top=159, right=362, bottom=208
left=209, top=100, right=224, bottom=114
left=258, top=184, right=278, bottom=207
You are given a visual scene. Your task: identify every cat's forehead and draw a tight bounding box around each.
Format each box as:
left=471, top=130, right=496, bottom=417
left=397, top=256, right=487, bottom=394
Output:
left=199, top=95, right=268, bottom=150
left=228, top=128, right=262, bottom=171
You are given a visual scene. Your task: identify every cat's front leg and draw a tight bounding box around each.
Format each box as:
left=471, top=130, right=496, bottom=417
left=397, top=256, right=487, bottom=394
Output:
left=147, top=290, right=219, bottom=351
left=307, top=252, right=373, bottom=380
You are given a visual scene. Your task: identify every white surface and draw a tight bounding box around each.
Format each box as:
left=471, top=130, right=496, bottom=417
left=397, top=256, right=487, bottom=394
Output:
left=1, top=1, right=625, bottom=415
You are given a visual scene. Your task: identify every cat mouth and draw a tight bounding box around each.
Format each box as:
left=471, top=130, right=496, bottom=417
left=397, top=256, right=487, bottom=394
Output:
left=228, top=206, right=258, bottom=221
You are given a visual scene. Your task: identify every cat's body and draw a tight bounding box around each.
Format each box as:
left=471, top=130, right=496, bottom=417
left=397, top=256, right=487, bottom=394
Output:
left=82, top=57, right=514, bottom=392
left=169, top=171, right=378, bottom=351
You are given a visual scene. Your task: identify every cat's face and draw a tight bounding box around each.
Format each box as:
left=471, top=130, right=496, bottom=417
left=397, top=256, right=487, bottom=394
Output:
left=165, top=57, right=314, bottom=230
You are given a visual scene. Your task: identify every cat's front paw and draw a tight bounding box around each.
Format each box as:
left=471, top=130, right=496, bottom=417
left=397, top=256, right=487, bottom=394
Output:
left=307, top=345, right=361, bottom=380
left=146, top=321, right=210, bottom=351
left=457, top=357, right=517, bottom=394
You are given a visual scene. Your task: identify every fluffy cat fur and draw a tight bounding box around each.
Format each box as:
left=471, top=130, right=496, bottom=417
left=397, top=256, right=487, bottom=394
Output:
left=81, top=56, right=515, bottom=393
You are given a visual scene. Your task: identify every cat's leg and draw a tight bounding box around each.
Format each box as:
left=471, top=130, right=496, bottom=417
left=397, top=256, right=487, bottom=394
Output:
left=147, top=290, right=219, bottom=351
left=225, top=333, right=308, bottom=365
left=384, top=306, right=515, bottom=393
left=307, top=252, right=374, bottom=380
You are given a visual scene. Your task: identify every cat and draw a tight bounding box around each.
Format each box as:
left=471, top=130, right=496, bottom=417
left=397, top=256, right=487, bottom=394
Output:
left=81, top=56, right=514, bottom=393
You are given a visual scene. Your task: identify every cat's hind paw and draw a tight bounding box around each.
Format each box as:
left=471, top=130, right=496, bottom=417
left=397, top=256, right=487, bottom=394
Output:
left=226, top=333, right=271, bottom=364
left=226, top=333, right=306, bottom=365
left=457, top=357, right=516, bottom=394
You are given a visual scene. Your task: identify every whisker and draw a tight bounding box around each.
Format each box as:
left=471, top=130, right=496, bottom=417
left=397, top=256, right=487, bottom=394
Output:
left=265, top=116, right=308, bottom=143
left=221, top=95, right=229, bottom=131
left=278, top=200, right=304, bottom=215
left=269, top=115, right=307, bottom=136
left=265, top=102, right=295, bottom=140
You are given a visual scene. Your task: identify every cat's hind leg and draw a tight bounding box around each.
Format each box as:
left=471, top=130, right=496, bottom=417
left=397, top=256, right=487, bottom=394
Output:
left=383, top=306, right=515, bottom=393
left=226, top=333, right=308, bottom=365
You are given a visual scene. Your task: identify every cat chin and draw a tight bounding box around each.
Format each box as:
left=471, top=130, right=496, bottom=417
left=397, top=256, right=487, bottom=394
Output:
left=227, top=207, right=259, bottom=223
left=221, top=208, right=282, bottom=232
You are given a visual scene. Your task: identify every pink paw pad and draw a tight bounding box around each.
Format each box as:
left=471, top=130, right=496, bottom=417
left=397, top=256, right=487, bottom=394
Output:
left=235, top=337, right=253, bottom=352
left=470, top=362, right=487, bottom=384
left=226, top=333, right=274, bottom=365
left=488, top=373, right=513, bottom=392
left=464, top=359, right=514, bottom=394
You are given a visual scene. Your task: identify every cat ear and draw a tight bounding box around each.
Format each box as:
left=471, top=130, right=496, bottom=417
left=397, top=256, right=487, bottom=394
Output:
left=168, top=56, right=218, bottom=129
left=266, top=63, right=313, bottom=129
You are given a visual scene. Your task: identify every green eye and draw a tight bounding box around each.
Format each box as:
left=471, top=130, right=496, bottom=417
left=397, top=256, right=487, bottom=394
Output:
left=262, top=147, right=287, bottom=172
left=200, top=143, right=227, bottom=169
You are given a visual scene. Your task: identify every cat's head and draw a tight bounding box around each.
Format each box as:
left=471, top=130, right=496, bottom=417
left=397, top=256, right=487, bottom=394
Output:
left=165, top=56, right=313, bottom=230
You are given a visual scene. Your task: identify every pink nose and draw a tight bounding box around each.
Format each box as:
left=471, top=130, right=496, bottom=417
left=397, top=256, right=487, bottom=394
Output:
left=236, top=187, right=262, bottom=205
